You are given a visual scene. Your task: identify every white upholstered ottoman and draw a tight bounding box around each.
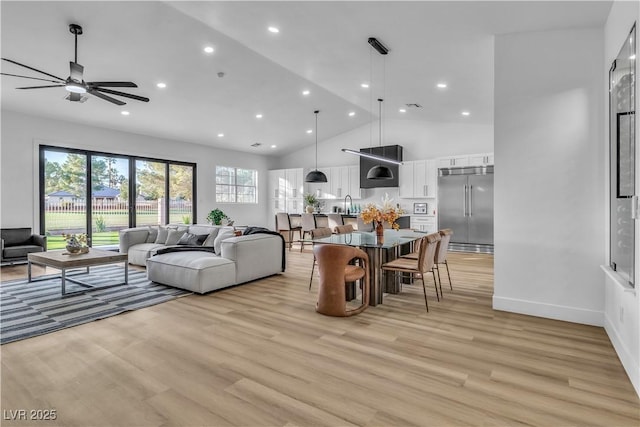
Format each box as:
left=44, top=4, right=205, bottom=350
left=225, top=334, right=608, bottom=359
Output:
left=146, top=251, right=236, bottom=294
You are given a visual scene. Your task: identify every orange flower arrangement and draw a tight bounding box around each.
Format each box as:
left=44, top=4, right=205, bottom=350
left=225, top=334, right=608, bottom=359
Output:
left=360, top=193, right=404, bottom=230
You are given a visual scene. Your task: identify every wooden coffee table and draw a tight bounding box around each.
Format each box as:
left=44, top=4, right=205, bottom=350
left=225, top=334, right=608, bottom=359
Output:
left=28, top=248, right=128, bottom=295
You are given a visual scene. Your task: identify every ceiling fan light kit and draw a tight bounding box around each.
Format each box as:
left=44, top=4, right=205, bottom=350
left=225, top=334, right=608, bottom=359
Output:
left=1, top=23, right=149, bottom=106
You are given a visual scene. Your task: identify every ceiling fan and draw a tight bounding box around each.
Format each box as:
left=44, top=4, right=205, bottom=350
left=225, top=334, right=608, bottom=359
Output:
left=1, top=23, right=149, bottom=106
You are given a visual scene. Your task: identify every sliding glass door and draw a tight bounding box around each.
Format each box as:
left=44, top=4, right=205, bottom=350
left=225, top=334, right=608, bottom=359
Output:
left=40, top=146, right=196, bottom=249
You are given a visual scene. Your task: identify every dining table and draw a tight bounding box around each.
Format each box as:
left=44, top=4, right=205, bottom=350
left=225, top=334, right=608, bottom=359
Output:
left=310, top=229, right=426, bottom=306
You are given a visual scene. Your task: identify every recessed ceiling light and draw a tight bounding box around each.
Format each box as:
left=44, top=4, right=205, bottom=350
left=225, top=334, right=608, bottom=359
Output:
left=399, top=108, right=407, bottom=113
left=156, top=82, right=166, bottom=89
left=306, top=129, right=313, bottom=134
left=217, top=133, right=224, bottom=138
left=461, top=111, right=470, bottom=116
left=302, top=90, right=310, bottom=96
left=203, top=46, right=214, bottom=54
left=121, top=111, right=130, bottom=116
left=268, top=27, right=279, bottom=33
left=256, top=114, right=263, bottom=119
left=361, top=83, right=369, bottom=88
left=348, top=111, right=356, bottom=117
left=271, top=144, right=277, bottom=148
left=436, top=83, right=447, bottom=89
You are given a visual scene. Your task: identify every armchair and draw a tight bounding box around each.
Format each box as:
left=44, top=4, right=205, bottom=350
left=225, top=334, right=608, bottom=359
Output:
left=1, top=228, right=47, bottom=265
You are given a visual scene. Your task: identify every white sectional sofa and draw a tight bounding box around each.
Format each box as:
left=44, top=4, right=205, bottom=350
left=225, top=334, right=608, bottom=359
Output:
left=119, top=225, right=285, bottom=293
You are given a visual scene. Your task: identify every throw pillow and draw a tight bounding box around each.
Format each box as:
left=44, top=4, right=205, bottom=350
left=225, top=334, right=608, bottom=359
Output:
left=213, top=229, right=236, bottom=254
left=146, top=226, right=159, bottom=243
left=196, top=234, right=209, bottom=245
left=177, top=232, right=200, bottom=246
left=202, top=228, right=220, bottom=247
left=165, top=229, right=187, bottom=246
left=154, top=227, right=169, bottom=244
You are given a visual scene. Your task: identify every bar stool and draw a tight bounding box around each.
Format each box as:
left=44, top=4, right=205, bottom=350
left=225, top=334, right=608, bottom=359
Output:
left=327, top=213, right=343, bottom=231
left=300, top=213, right=317, bottom=252
left=275, top=212, right=302, bottom=250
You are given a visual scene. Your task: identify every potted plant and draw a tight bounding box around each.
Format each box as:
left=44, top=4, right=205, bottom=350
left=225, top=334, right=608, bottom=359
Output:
left=304, top=193, right=318, bottom=213
left=206, top=208, right=228, bottom=225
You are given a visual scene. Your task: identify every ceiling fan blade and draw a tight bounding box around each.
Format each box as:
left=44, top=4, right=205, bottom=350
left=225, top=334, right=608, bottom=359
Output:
left=0, top=72, right=63, bottom=84
left=69, top=62, right=84, bottom=82
left=94, top=88, right=149, bottom=102
left=16, top=84, right=65, bottom=89
left=2, top=58, right=65, bottom=81
left=87, top=81, right=137, bottom=88
left=87, top=89, right=126, bottom=106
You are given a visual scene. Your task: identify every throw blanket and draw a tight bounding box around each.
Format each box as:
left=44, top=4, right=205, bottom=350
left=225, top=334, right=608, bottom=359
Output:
left=243, top=227, right=287, bottom=272
left=155, top=246, right=216, bottom=256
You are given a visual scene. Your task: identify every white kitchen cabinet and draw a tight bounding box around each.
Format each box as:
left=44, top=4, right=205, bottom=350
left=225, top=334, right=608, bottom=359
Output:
left=399, top=160, right=436, bottom=198
left=348, top=166, right=362, bottom=199
left=438, top=156, right=470, bottom=168
left=468, top=153, right=494, bottom=166
left=285, top=168, right=304, bottom=199
left=329, top=167, right=350, bottom=199
left=268, top=169, right=286, bottom=200
left=411, top=216, right=436, bottom=233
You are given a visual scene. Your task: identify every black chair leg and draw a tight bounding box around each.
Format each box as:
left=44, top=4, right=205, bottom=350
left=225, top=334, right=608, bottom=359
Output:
left=433, top=269, right=442, bottom=300
left=445, top=260, right=453, bottom=291
left=309, top=259, right=316, bottom=290
left=419, top=277, right=429, bottom=312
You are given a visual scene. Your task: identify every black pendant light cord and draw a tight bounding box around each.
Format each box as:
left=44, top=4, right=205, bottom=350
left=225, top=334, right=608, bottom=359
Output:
left=315, top=110, right=319, bottom=170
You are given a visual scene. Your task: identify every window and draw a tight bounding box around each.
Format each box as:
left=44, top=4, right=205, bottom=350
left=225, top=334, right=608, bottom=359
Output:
left=40, top=145, right=196, bottom=249
left=216, top=166, right=258, bottom=203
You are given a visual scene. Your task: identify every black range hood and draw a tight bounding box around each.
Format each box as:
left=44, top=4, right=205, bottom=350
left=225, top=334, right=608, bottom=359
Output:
left=359, top=144, right=403, bottom=189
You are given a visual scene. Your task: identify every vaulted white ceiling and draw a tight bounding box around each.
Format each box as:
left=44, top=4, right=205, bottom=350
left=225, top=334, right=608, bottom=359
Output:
left=1, top=1, right=611, bottom=156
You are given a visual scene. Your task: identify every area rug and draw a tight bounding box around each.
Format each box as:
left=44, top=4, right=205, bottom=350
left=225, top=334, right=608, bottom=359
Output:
left=0, top=265, right=191, bottom=344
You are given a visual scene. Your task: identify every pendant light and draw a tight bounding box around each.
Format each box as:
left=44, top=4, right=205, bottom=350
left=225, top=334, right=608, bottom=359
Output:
left=367, top=98, right=394, bottom=180
left=305, top=110, right=328, bottom=183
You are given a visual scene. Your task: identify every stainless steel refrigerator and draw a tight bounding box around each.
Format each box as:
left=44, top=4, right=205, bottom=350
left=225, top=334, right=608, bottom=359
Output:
left=437, top=166, right=494, bottom=252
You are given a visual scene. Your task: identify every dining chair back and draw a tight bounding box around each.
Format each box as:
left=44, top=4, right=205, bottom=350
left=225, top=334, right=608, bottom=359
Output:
left=435, top=228, right=454, bottom=291
left=334, top=224, right=354, bottom=234
left=381, top=232, right=441, bottom=311
left=314, top=244, right=370, bottom=317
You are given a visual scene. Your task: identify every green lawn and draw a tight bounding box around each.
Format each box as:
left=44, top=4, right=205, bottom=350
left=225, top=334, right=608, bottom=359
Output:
left=47, top=232, right=120, bottom=250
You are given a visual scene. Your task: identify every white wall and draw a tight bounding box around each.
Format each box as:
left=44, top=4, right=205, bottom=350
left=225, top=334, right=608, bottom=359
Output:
left=603, top=0, right=639, bottom=397
left=493, top=28, right=605, bottom=325
left=0, top=110, right=276, bottom=230
left=276, top=118, right=494, bottom=169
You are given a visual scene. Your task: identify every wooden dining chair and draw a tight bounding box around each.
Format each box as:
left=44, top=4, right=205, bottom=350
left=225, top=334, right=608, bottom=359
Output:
left=314, top=244, right=370, bottom=317
left=381, top=232, right=441, bottom=311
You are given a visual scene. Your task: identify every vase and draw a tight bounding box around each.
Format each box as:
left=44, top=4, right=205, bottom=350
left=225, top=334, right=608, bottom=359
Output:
left=375, top=221, right=384, bottom=243
left=66, top=244, right=82, bottom=254
left=306, top=205, right=314, bottom=213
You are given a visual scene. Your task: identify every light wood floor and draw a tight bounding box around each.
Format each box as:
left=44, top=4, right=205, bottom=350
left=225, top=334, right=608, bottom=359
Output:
left=1, top=250, right=638, bottom=426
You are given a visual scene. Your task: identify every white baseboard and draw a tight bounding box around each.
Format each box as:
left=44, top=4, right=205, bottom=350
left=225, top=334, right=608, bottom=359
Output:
left=604, top=312, right=640, bottom=398
left=492, top=296, right=604, bottom=326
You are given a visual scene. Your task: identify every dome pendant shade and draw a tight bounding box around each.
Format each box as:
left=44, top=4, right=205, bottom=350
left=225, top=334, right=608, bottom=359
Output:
left=305, top=169, right=328, bottom=183
left=367, top=164, right=394, bottom=180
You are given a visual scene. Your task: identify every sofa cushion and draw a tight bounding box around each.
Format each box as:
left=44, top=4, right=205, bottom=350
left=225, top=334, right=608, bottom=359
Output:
left=3, top=245, right=44, bottom=259
left=202, top=229, right=219, bottom=247
left=214, top=229, right=236, bottom=254
left=147, top=252, right=236, bottom=294
left=154, top=227, right=169, bottom=244
left=177, top=232, right=206, bottom=246
left=165, top=229, right=187, bottom=246
left=1, top=228, right=33, bottom=246
left=127, top=243, right=166, bottom=266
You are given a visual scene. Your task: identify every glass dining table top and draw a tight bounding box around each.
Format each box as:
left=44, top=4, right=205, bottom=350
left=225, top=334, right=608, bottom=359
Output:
left=311, top=229, right=426, bottom=249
